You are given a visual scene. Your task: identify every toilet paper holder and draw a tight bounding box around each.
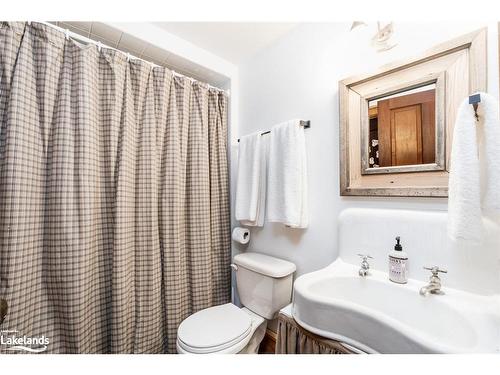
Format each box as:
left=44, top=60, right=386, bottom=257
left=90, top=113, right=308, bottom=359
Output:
left=232, top=227, right=250, bottom=244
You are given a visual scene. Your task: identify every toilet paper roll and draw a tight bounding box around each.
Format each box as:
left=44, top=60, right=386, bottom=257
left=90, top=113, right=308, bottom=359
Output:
left=232, top=227, right=250, bottom=244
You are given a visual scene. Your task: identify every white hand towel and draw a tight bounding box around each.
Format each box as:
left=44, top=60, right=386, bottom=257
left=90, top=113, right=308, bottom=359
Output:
left=478, top=93, right=500, bottom=213
left=448, top=92, right=500, bottom=243
left=235, top=131, right=267, bottom=226
left=267, top=120, right=308, bottom=228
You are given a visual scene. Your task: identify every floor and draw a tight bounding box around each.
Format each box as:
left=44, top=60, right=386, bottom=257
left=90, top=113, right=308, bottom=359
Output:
left=258, top=330, right=277, bottom=354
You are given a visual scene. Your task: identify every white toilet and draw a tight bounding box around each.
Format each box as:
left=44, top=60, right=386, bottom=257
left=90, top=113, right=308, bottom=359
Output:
left=176, top=252, right=296, bottom=354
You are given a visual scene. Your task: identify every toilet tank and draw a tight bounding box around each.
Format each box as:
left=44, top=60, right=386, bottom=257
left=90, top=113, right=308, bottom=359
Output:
left=233, top=252, right=296, bottom=320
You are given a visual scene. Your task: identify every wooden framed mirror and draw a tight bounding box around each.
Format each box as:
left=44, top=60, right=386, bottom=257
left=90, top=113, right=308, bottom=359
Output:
left=339, top=28, right=487, bottom=197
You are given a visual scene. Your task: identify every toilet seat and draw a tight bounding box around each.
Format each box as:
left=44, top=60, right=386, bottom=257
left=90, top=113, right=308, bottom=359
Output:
left=177, top=303, right=254, bottom=354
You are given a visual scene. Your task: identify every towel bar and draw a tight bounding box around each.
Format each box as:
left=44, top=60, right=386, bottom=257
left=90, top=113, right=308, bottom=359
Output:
left=237, top=120, right=310, bottom=142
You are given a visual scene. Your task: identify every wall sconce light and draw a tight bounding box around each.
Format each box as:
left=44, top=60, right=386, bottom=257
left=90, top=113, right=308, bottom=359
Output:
left=350, top=21, right=397, bottom=52
left=350, top=21, right=367, bottom=31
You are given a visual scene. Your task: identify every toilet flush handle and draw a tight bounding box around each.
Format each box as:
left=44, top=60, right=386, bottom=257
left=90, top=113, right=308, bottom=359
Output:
left=230, top=264, right=238, bottom=271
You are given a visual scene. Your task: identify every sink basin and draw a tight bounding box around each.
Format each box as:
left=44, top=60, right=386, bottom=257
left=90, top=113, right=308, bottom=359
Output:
left=292, top=260, right=500, bottom=353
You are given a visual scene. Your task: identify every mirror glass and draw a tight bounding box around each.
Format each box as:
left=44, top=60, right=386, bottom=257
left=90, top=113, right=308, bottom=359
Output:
left=367, top=83, right=436, bottom=170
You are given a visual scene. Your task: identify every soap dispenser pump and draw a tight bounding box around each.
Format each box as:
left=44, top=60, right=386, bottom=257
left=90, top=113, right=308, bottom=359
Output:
left=388, top=236, right=408, bottom=284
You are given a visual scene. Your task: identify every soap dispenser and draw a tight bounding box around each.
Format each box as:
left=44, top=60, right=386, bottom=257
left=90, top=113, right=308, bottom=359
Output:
left=388, top=236, right=408, bottom=284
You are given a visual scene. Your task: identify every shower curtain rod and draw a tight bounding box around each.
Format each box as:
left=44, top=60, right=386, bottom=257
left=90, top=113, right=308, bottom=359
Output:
left=28, top=21, right=227, bottom=93
left=237, top=120, right=311, bottom=142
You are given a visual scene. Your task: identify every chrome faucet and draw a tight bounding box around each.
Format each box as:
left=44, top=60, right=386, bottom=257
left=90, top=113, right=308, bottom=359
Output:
left=357, top=254, right=373, bottom=277
left=419, top=266, right=447, bottom=296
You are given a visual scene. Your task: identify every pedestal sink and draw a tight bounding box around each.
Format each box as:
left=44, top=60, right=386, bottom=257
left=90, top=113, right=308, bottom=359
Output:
left=292, top=260, right=500, bottom=353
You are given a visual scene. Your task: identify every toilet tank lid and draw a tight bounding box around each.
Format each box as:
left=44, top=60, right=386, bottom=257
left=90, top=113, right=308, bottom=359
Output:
left=233, top=252, right=296, bottom=278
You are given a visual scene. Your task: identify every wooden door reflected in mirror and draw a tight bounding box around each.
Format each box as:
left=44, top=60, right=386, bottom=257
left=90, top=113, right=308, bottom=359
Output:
left=367, top=84, right=436, bottom=170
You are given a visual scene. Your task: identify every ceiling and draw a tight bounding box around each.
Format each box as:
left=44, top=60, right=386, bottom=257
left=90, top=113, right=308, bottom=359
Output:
left=153, top=22, right=299, bottom=64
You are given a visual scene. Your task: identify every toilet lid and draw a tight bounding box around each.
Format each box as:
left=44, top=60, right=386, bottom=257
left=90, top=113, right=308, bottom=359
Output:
left=177, top=303, right=252, bottom=353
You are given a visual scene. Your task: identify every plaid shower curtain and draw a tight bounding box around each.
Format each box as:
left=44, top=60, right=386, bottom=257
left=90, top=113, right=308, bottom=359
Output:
left=0, top=22, right=231, bottom=353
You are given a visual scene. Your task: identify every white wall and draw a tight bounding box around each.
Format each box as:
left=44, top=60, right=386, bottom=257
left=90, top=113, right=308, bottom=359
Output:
left=233, top=22, right=499, bottom=277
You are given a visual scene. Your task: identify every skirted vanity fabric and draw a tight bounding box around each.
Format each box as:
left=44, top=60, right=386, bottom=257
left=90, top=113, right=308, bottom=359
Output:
left=0, top=22, right=231, bottom=353
left=276, top=314, right=354, bottom=354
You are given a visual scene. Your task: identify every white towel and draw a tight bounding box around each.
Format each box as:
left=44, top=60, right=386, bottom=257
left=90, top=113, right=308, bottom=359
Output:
left=235, top=131, right=267, bottom=226
left=267, top=120, right=308, bottom=228
left=448, top=92, right=500, bottom=243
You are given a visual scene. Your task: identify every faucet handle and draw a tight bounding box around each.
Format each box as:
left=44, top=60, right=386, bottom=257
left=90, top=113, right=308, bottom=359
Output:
left=423, top=266, right=447, bottom=275
left=357, top=254, right=373, bottom=260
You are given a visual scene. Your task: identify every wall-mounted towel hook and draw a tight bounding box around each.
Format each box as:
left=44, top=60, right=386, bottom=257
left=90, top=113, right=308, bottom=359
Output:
left=469, top=93, right=481, bottom=122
